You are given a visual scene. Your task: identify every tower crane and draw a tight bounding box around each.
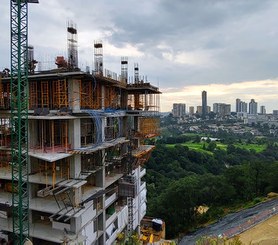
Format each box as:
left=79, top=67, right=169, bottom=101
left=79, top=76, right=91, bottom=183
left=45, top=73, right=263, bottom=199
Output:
left=10, top=0, right=38, bottom=244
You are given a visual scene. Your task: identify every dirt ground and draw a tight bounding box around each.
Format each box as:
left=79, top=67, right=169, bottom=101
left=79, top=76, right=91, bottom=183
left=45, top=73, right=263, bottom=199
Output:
left=230, top=214, right=278, bottom=245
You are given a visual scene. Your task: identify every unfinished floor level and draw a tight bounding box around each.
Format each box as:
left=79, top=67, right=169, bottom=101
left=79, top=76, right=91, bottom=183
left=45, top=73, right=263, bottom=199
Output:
left=0, top=66, right=160, bottom=244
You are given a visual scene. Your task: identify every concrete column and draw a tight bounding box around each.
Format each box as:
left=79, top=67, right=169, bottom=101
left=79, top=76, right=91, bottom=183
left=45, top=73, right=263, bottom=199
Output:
left=69, top=118, right=82, bottom=205
left=102, top=117, right=106, bottom=142
left=68, top=78, right=80, bottom=112
left=101, top=84, right=105, bottom=110
left=96, top=150, right=105, bottom=188
left=71, top=216, right=81, bottom=234
left=28, top=120, right=37, bottom=148
left=69, top=118, right=81, bottom=149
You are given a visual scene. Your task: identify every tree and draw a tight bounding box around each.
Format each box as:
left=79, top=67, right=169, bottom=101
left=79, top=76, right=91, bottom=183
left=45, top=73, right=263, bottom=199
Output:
left=154, top=176, right=200, bottom=238
left=207, top=141, right=217, bottom=151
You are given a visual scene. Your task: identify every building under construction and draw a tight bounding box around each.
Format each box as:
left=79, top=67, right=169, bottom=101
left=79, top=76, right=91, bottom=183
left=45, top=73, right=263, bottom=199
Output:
left=0, top=25, right=160, bottom=244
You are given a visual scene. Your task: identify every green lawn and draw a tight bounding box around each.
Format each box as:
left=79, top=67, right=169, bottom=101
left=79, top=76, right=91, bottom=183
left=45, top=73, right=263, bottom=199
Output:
left=234, top=143, right=267, bottom=153
left=166, top=141, right=267, bottom=153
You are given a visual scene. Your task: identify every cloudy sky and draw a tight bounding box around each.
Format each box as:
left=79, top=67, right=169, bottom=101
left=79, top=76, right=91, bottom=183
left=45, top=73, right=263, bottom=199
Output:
left=1, top=0, right=278, bottom=112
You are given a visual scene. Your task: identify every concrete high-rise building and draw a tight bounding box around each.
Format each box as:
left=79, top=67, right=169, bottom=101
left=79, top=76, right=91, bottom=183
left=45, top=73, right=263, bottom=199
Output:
left=189, top=106, right=195, bottom=115
left=0, top=52, right=160, bottom=243
left=236, top=98, right=241, bottom=112
left=236, top=99, right=248, bottom=113
left=249, top=99, right=258, bottom=115
left=273, top=110, right=278, bottom=116
left=260, top=106, right=266, bottom=114
left=196, top=106, right=210, bottom=115
left=241, top=102, right=248, bottom=113
left=172, top=103, right=186, bottom=117
left=197, top=106, right=202, bottom=114
left=202, top=91, right=207, bottom=118
left=213, top=103, right=231, bottom=117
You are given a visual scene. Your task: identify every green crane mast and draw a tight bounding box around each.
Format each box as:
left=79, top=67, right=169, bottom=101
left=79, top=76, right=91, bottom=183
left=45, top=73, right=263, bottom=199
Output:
left=10, top=0, right=38, bottom=244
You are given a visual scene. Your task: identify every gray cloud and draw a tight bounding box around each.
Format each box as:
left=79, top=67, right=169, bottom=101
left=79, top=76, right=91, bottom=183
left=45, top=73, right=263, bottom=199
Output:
left=1, top=0, right=278, bottom=107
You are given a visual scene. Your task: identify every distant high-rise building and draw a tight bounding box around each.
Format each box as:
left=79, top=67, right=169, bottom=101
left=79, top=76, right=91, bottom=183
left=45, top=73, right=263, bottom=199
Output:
left=241, top=102, right=248, bottom=113
left=172, top=103, right=186, bottom=117
left=213, top=103, right=231, bottom=117
left=260, top=106, right=266, bottom=114
left=273, top=110, right=278, bottom=116
left=236, top=99, right=247, bottom=113
left=236, top=98, right=241, bottom=112
left=249, top=99, right=258, bottom=115
left=197, top=106, right=202, bottom=114
left=202, top=91, right=207, bottom=118
left=189, top=106, right=194, bottom=115
left=196, top=106, right=210, bottom=115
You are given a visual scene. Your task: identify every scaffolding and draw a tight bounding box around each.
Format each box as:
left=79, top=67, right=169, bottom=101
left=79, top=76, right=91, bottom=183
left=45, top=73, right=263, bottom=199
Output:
left=67, top=21, right=78, bottom=69
left=128, top=92, right=160, bottom=112
left=134, top=63, right=139, bottom=83
left=0, top=81, right=10, bottom=110
left=105, top=86, right=118, bottom=109
left=92, top=82, right=102, bottom=109
left=40, top=81, right=49, bottom=108
left=94, top=40, right=103, bottom=75
left=139, top=117, right=160, bottom=138
left=53, top=80, right=68, bottom=109
left=29, top=81, right=38, bottom=109
left=80, top=80, right=93, bottom=109
left=29, top=120, right=70, bottom=153
left=121, top=57, right=128, bottom=84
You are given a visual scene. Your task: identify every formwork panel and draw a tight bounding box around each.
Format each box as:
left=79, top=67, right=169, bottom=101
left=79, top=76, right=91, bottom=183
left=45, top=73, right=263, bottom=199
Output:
left=139, top=117, right=160, bottom=137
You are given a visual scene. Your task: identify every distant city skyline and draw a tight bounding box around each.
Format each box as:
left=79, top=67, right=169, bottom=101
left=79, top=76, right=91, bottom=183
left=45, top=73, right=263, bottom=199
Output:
left=162, top=79, right=277, bottom=113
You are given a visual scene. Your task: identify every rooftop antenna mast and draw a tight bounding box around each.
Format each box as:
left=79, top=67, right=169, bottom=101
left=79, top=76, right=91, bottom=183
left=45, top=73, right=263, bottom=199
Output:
left=10, top=0, right=38, bottom=244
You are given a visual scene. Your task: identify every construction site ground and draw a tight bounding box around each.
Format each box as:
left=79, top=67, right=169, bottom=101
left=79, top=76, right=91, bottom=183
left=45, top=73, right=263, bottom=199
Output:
left=229, top=213, right=278, bottom=245
left=179, top=198, right=278, bottom=245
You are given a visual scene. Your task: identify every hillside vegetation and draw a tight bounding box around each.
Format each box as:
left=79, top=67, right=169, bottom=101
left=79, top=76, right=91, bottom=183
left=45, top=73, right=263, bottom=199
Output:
left=145, top=139, right=278, bottom=238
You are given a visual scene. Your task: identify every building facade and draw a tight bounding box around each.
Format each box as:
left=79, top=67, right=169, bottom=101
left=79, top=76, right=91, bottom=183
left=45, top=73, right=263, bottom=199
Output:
left=213, top=103, right=231, bottom=117
left=260, top=106, right=266, bottom=114
left=236, top=99, right=248, bottom=113
left=189, top=106, right=194, bottom=115
left=172, top=103, right=186, bottom=117
left=249, top=99, right=258, bottom=115
left=201, top=91, right=207, bottom=118
left=0, top=60, right=160, bottom=244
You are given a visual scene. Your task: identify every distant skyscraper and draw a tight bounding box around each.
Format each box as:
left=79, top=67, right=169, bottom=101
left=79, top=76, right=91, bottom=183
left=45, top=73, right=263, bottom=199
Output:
left=241, top=102, right=248, bottom=113
left=236, top=98, right=241, bottom=112
left=249, top=99, right=258, bottom=115
left=172, top=103, right=186, bottom=117
left=273, top=110, right=278, bottom=116
left=213, top=103, right=231, bottom=117
left=236, top=99, right=247, bottom=113
left=202, top=91, right=207, bottom=118
left=197, top=106, right=202, bottom=114
left=189, top=106, right=194, bottom=115
left=260, top=106, right=266, bottom=114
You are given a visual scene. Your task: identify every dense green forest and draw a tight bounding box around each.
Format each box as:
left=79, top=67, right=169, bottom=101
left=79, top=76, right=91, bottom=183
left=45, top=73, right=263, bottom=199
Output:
left=144, top=140, right=278, bottom=238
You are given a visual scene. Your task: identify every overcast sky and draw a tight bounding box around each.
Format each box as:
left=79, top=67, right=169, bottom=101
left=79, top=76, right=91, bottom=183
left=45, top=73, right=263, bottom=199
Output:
left=1, top=0, right=278, bottom=112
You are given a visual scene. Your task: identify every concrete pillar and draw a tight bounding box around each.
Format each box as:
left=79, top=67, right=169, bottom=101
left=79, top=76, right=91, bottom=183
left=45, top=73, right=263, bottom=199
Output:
left=102, top=117, right=106, bottom=142
left=101, top=84, right=105, bottom=110
left=69, top=118, right=81, bottom=149
left=68, top=78, right=80, bottom=112
left=96, top=150, right=105, bottom=188
left=71, top=216, right=81, bottom=233
left=28, top=120, right=37, bottom=148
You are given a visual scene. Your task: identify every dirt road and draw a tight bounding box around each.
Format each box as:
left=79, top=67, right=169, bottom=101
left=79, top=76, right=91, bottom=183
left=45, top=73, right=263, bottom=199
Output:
left=179, top=198, right=278, bottom=245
